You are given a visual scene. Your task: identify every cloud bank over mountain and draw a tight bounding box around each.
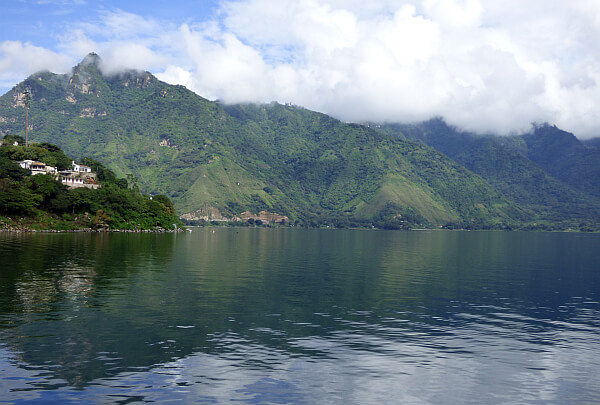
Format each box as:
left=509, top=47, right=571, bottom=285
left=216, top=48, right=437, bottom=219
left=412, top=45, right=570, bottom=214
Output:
left=2, top=0, right=600, bottom=137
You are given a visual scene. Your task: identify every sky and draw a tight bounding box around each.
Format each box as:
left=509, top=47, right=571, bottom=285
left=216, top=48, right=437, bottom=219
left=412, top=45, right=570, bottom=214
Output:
left=2, top=0, right=600, bottom=138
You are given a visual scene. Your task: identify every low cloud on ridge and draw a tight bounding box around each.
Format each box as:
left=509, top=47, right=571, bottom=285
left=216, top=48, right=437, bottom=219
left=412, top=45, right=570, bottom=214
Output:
left=2, top=0, right=600, bottom=138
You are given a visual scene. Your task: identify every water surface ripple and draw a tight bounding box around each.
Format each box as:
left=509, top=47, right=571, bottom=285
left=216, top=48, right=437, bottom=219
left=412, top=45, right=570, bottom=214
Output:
left=1, top=229, right=599, bottom=404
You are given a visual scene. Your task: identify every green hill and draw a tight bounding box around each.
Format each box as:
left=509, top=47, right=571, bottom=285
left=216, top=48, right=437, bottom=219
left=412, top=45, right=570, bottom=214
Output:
left=522, top=124, right=600, bottom=198
left=0, top=54, right=591, bottom=230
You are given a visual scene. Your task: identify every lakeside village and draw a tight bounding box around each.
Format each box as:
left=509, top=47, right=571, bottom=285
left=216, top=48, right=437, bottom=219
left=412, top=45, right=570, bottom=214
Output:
left=17, top=158, right=100, bottom=190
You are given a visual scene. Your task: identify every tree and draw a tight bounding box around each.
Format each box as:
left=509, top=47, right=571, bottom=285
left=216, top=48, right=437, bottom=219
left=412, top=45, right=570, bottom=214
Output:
left=81, top=157, right=118, bottom=184
left=0, top=156, right=29, bottom=181
left=37, top=142, right=62, bottom=152
left=2, top=134, right=25, bottom=146
left=151, top=194, right=175, bottom=215
left=26, top=174, right=67, bottom=208
left=0, top=179, right=41, bottom=214
left=126, top=173, right=139, bottom=192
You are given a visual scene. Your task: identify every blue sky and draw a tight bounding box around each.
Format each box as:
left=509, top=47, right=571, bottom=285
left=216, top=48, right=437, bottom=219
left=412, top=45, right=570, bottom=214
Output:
left=2, top=0, right=600, bottom=137
left=1, top=1, right=220, bottom=47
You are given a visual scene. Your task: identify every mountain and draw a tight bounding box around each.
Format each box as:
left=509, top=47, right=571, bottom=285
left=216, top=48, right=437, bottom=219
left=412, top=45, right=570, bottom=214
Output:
left=522, top=125, right=600, bottom=198
left=583, top=138, right=600, bottom=150
left=0, top=54, right=596, bottom=230
left=384, top=119, right=600, bottom=229
left=0, top=54, right=523, bottom=229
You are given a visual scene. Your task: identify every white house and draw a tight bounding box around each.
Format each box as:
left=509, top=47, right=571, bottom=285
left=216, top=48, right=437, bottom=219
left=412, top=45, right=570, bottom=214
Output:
left=61, top=176, right=84, bottom=186
left=72, top=160, right=92, bottom=173
left=18, top=160, right=57, bottom=175
left=18, top=159, right=35, bottom=169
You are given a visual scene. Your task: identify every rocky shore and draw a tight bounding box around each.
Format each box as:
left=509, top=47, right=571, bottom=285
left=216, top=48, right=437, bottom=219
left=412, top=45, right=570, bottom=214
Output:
left=1, top=227, right=185, bottom=233
left=0, top=218, right=185, bottom=233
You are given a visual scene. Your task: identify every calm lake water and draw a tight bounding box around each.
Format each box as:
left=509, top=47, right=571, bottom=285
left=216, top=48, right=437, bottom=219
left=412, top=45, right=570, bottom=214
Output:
left=0, top=229, right=599, bottom=404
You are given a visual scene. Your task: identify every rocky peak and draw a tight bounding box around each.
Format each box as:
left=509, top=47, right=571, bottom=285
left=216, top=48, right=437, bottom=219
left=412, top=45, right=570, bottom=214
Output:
left=67, top=53, right=105, bottom=98
left=79, top=53, right=102, bottom=68
left=71, top=53, right=103, bottom=79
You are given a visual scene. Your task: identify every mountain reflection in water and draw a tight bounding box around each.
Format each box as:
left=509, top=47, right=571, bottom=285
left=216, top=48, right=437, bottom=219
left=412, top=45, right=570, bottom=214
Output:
left=1, top=229, right=599, bottom=404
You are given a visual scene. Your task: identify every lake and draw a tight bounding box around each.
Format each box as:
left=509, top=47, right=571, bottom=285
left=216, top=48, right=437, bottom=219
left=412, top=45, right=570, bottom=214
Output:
left=1, top=229, right=599, bottom=404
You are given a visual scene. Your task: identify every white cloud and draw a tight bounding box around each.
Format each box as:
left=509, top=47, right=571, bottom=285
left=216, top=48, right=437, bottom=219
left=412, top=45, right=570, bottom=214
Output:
left=56, top=28, right=98, bottom=58
left=0, top=41, right=73, bottom=88
left=156, top=65, right=194, bottom=91
left=423, top=0, right=483, bottom=28
left=181, top=0, right=600, bottom=137
left=88, top=10, right=164, bottom=40
left=3, top=1, right=600, bottom=137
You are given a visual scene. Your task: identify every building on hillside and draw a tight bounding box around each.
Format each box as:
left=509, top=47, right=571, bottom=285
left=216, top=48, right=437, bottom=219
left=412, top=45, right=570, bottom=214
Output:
left=72, top=160, right=92, bottom=173
left=63, top=160, right=98, bottom=189
left=18, top=160, right=35, bottom=169
left=18, top=160, right=57, bottom=175
left=0, top=139, right=20, bottom=146
left=60, top=173, right=85, bottom=187
left=16, top=159, right=101, bottom=189
left=59, top=170, right=101, bottom=189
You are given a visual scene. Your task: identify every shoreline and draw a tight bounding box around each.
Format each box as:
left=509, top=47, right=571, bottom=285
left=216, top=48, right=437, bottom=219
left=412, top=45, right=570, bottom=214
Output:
left=0, top=227, right=185, bottom=233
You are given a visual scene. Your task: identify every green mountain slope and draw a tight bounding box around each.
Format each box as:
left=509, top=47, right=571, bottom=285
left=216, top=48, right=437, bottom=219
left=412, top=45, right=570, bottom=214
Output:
left=0, top=54, right=547, bottom=229
left=522, top=124, right=600, bottom=198
left=386, top=119, right=600, bottom=229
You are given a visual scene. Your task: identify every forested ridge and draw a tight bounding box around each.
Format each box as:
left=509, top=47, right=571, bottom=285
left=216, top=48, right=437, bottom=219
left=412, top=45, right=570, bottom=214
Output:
left=0, top=54, right=598, bottom=230
left=384, top=119, right=600, bottom=231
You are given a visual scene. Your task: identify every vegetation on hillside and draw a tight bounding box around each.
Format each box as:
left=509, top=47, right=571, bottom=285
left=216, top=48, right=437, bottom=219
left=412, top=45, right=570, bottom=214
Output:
left=387, top=119, right=600, bottom=231
left=0, top=54, right=598, bottom=231
left=0, top=56, right=522, bottom=230
left=0, top=140, right=182, bottom=231
left=522, top=124, right=600, bottom=198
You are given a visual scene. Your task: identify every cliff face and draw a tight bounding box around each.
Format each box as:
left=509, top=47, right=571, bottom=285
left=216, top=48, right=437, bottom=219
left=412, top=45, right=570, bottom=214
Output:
left=179, top=207, right=289, bottom=225
left=239, top=211, right=289, bottom=224
left=179, top=206, right=231, bottom=222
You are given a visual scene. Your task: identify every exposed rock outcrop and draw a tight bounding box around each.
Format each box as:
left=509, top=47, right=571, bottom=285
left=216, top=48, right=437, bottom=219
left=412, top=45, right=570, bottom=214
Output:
left=239, top=211, right=289, bottom=224
left=180, top=206, right=231, bottom=222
